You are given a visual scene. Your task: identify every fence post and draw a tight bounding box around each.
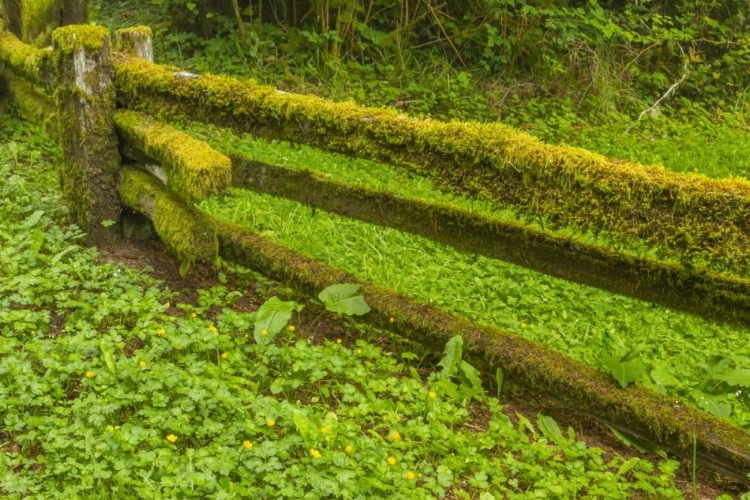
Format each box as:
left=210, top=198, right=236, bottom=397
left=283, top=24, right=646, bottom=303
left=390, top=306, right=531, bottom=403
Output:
left=61, top=0, right=87, bottom=26
left=53, top=25, right=122, bottom=244
left=113, top=27, right=154, bottom=62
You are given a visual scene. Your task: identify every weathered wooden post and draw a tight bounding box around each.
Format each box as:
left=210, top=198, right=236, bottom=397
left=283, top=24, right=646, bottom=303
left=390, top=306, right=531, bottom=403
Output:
left=3, top=0, right=63, bottom=46
left=61, top=0, right=87, bottom=26
left=113, top=26, right=153, bottom=62
left=53, top=25, right=122, bottom=244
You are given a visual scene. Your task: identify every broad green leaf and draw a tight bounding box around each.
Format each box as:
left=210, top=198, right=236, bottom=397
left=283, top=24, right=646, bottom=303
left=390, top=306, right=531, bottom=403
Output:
left=601, top=351, right=645, bottom=388
left=24, top=210, right=44, bottom=228
left=254, top=297, right=303, bottom=344
left=322, top=412, right=338, bottom=442
left=537, top=414, right=565, bottom=445
left=692, top=391, right=732, bottom=418
left=495, top=367, right=504, bottom=399
left=715, top=369, right=750, bottom=387
left=438, top=335, right=463, bottom=379
left=292, top=410, right=315, bottom=442
left=459, top=360, right=483, bottom=391
left=99, top=339, right=116, bottom=374
left=516, top=413, right=536, bottom=436
left=318, top=284, right=370, bottom=316
left=649, top=366, right=680, bottom=387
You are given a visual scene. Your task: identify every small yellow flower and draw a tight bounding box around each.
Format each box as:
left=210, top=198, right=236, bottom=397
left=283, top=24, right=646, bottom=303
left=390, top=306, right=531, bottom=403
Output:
left=356, top=349, right=362, bottom=354
left=391, top=431, right=401, bottom=441
left=406, top=471, right=415, bottom=480
left=389, top=317, right=395, bottom=323
left=266, top=419, right=275, bottom=427
left=344, top=445, right=353, bottom=453
left=166, top=434, right=177, bottom=443
left=521, top=322, right=528, bottom=329
left=261, top=329, right=268, bottom=336
left=387, top=456, right=396, bottom=466
left=310, top=448, right=321, bottom=459
left=156, top=328, right=166, bottom=336
left=221, top=352, right=228, bottom=359
left=139, top=361, right=147, bottom=368
left=428, top=391, right=437, bottom=399
left=336, top=338, right=342, bottom=344
left=208, top=324, right=218, bottom=332
left=191, top=313, right=197, bottom=318
left=288, top=325, right=296, bottom=332
left=320, top=426, right=328, bottom=434
left=242, top=440, right=253, bottom=449
left=85, top=370, right=95, bottom=379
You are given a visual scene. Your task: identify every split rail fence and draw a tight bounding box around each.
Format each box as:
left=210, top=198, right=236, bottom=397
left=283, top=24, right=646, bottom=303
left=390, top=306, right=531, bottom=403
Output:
left=2, top=13, right=750, bottom=483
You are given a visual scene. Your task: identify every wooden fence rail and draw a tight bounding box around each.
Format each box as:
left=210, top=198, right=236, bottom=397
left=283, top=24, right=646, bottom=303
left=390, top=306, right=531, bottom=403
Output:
left=2, top=18, right=750, bottom=483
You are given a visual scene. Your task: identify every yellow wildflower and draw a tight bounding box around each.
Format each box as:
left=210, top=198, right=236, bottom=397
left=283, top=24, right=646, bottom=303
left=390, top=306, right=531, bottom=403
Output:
left=320, top=426, right=328, bottom=434
left=85, top=370, right=95, bottom=379
left=389, top=317, right=395, bottom=323
left=156, top=328, right=166, bottom=336
left=166, top=434, right=177, bottom=443
left=310, top=448, right=321, bottom=459
left=521, top=322, right=528, bottom=329
left=288, top=325, right=296, bottom=332
left=428, top=391, right=437, bottom=399
left=345, top=445, right=353, bottom=453
left=356, top=349, right=362, bottom=354
left=387, top=456, right=396, bottom=466
left=391, top=431, right=401, bottom=441
left=266, top=419, right=275, bottom=427
left=336, top=338, right=342, bottom=344
left=406, top=471, right=415, bottom=480
left=139, top=361, right=147, bottom=368
left=242, top=440, right=253, bottom=449
left=221, top=352, right=228, bottom=359
left=208, top=324, right=218, bottom=332
left=261, top=329, right=268, bottom=336
left=191, top=313, right=197, bottom=318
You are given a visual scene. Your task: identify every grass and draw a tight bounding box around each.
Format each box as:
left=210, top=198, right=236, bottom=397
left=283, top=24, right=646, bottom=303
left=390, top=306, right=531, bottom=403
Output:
left=0, top=117, right=693, bottom=498
left=199, top=180, right=750, bottom=432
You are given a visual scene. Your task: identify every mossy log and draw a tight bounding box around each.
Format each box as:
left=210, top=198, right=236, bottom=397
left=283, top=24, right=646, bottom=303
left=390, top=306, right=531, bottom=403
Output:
left=114, top=109, right=232, bottom=202
left=120, top=166, right=218, bottom=274
left=0, top=18, right=55, bottom=88
left=230, top=154, right=750, bottom=328
left=113, top=54, right=750, bottom=274
left=0, top=69, right=57, bottom=136
left=212, top=217, right=750, bottom=484
left=53, top=25, right=122, bottom=244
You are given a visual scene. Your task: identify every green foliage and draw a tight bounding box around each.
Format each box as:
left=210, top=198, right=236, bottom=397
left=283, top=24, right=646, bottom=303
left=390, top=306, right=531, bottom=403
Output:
left=318, top=283, right=371, bottom=316
left=253, top=296, right=303, bottom=344
left=0, top=119, right=686, bottom=497
left=600, top=347, right=647, bottom=389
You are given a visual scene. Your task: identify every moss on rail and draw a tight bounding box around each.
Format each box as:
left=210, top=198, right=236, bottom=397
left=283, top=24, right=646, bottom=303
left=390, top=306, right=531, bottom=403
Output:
left=0, top=18, right=54, bottom=86
left=113, top=54, right=750, bottom=274
left=115, top=110, right=232, bottom=202
left=120, top=167, right=218, bottom=273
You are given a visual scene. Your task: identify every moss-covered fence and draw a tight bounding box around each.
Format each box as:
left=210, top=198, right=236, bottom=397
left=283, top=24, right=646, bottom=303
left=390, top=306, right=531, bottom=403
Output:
left=3, top=17, right=750, bottom=482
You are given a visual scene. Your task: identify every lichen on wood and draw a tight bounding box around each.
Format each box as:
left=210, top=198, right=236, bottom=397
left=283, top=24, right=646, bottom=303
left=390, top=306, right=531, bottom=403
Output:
left=53, top=24, right=122, bottom=244
left=113, top=26, right=153, bottom=62
left=120, top=167, right=218, bottom=274
left=114, top=109, right=232, bottom=202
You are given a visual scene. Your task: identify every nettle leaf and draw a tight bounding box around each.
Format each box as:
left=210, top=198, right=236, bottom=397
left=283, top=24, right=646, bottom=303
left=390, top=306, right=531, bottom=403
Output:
left=601, top=351, right=645, bottom=388
left=254, top=297, right=303, bottom=344
left=438, top=336, right=463, bottom=379
left=318, top=284, right=370, bottom=316
left=537, top=414, right=565, bottom=446
left=715, top=369, right=750, bottom=387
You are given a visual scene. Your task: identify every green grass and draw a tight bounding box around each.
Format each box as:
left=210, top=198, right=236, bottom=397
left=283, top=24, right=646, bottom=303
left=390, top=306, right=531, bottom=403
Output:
left=200, top=185, right=750, bottom=432
left=0, top=118, right=691, bottom=498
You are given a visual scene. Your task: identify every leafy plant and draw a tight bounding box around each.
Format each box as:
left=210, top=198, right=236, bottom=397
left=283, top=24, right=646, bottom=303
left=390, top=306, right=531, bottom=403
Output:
left=253, top=296, right=303, bottom=344
left=318, top=283, right=370, bottom=316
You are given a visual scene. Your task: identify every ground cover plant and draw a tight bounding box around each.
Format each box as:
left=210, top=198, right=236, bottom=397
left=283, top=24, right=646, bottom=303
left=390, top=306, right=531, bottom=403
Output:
left=0, top=118, right=698, bottom=498
left=199, top=183, right=750, bottom=432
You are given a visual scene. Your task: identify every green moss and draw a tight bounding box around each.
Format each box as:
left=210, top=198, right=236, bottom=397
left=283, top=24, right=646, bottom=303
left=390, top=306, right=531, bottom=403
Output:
left=229, top=153, right=750, bottom=327
left=114, top=110, right=232, bottom=202
left=121, top=167, right=218, bottom=270
left=20, top=0, right=60, bottom=47
left=0, top=18, right=54, bottom=85
left=0, top=69, right=57, bottom=136
left=52, top=25, right=109, bottom=56
left=212, top=217, right=750, bottom=480
left=113, top=55, right=750, bottom=274
left=113, top=26, right=152, bottom=58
